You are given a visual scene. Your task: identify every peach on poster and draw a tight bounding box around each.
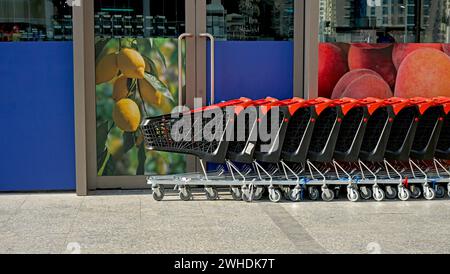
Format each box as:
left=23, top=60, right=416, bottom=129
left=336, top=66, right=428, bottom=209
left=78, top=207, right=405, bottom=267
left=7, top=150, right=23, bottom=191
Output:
left=395, top=48, right=450, bottom=98
left=318, top=43, right=348, bottom=98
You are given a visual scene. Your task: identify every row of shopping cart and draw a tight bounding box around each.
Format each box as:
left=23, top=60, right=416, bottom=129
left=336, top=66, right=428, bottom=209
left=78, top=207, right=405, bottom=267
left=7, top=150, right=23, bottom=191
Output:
left=140, top=96, right=450, bottom=203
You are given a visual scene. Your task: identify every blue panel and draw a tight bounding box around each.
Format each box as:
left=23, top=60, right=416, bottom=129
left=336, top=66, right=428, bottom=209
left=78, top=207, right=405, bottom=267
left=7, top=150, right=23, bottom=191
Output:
left=0, top=42, right=75, bottom=191
left=207, top=41, right=294, bottom=104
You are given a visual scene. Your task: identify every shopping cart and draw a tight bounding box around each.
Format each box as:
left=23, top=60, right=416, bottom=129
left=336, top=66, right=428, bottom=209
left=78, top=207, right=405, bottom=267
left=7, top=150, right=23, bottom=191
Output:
left=141, top=96, right=450, bottom=203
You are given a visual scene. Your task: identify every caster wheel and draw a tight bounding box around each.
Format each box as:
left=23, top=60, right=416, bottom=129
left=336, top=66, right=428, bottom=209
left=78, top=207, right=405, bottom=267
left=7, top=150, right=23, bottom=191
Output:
left=435, top=185, right=446, bottom=199
left=231, top=188, right=242, bottom=200
left=321, top=188, right=335, bottom=202
left=254, top=187, right=265, bottom=200
left=288, top=189, right=301, bottom=202
left=179, top=187, right=192, bottom=201
left=398, top=187, right=411, bottom=201
left=269, top=188, right=282, bottom=203
left=205, top=188, right=219, bottom=200
left=360, top=186, right=372, bottom=200
left=410, top=185, right=422, bottom=199
left=385, top=186, right=397, bottom=199
left=423, top=187, right=436, bottom=200
left=308, top=187, right=320, bottom=201
left=347, top=187, right=360, bottom=202
left=152, top=187, right=165, bottom=201
left=372, top=187, right=385, bottom=202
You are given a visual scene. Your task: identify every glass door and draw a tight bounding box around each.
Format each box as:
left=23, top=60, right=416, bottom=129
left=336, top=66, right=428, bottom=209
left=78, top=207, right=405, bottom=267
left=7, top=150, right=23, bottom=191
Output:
left=93, top=0, right=196, bottom=178
left=196, top=0, right=298, bottom=104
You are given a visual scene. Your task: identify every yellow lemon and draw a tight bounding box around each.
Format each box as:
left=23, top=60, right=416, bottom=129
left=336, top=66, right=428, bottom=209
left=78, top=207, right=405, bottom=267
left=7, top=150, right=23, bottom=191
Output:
left=117, top=48, right=146, bottom=79
left=113, top=99, right=141, bottom=132
left=112, top=76, right=129, bottom=101
left=138, top=79, right=163, bottom=105
left=95, top=53, right=119, bottom=84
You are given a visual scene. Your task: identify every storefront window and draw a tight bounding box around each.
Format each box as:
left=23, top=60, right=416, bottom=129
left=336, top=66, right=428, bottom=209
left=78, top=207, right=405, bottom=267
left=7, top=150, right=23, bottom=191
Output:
left=318, top=0, right=450, bottom=100
left=0, top=0, right=72, bottom=42
left=206, top=0, right=294, bottom=41
left=94, top=0, right=187, bottom=176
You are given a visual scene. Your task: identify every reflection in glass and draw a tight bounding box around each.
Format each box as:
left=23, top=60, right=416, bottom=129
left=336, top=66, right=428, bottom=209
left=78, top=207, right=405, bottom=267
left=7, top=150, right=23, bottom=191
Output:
left=319, top=0, right=450, bottom=43
left=0, top=0, right=72, bottom=42
left=206, top=0, right=294, bottom=41
left=94, top=0, right=185, bottom=38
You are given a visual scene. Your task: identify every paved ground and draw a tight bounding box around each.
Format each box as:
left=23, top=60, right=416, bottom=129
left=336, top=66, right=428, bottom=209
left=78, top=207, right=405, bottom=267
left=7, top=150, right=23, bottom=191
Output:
left=1, top=190, right=450, bottom=254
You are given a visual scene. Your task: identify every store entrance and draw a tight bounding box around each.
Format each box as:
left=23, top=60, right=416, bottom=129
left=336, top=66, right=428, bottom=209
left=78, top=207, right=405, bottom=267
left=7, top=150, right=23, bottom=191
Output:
left=89, top=0, right=301, bottom=189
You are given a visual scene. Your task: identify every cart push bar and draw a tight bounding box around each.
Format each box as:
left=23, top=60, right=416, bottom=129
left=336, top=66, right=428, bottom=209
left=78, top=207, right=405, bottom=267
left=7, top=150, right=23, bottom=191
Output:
left=141, top=96, right=450, bottom=203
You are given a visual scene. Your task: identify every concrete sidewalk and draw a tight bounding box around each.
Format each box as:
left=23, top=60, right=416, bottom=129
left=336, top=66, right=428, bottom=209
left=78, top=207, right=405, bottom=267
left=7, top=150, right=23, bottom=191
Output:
left=1, top=190, right=450, bottom=254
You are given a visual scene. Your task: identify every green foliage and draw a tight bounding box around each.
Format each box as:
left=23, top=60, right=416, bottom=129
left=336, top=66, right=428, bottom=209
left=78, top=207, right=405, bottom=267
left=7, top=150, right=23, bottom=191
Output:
left=95, top=37, right=186, bottom=176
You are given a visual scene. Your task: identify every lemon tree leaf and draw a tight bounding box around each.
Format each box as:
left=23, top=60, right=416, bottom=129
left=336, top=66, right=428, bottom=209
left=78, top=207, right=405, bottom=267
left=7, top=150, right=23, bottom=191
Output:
left=122, top=132, right=135, bottom=153
left=142, top=55, right=158, bottom=77
left=96, top=121, right=109, bottom=156
left=136, top=144, right=146, bottom=175
left=95, top=38, right=111, bottom=64
left=143, top=72, right=174, bottom=102
left=101, top=154, right=115, bottom=176
left=155, top=47, right=167, bottom=68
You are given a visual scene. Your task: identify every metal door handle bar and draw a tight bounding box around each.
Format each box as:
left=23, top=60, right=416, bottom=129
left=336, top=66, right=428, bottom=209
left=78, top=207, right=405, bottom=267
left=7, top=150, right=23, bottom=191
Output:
left=199, top=33, right=215, bottom=105
left=178, top=33, right=194, bottom=107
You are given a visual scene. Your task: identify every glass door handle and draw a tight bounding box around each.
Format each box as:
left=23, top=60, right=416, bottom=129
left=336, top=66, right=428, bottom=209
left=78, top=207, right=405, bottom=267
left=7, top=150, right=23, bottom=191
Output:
left=199, top=33, right=215, bottom=105
left=178, top=33, right=194, bottom=107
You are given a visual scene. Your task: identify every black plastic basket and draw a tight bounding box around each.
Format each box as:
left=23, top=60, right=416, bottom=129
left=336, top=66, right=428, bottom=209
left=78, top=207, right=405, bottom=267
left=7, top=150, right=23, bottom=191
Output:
left=141, top=98, right=249, bottom=163
left=281, top=99, right=325, bottom=164
left=333, top=99, right=370, bottom=162
left=253, top=101, right=291, bottom=163
left=410, top=98, right=445, bottom=160
left=226, top=98, right=279, bottom=164
left=307, top=98, right=344, bottom=162
left=435, top=97, right=450, bottom=160
left=359, top=99, right=395, bottom=162
left=384, top=98, right=419, bottom=161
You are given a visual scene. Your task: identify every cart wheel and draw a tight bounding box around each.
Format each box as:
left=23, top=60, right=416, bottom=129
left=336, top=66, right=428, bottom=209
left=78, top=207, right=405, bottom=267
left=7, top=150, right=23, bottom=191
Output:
left=434, top=185, right=446, bottom=199
left=423, top=186, right=436, bottom=200
left=308, top=187, right=320, bottom=201
left=230, top=188, right=242, bottom=201
left=152, top=186, right=165, bottom=201
left=385, top=186, right=397, bottom=199
left=254, top=187, right=265, bottom=200
left=269, top=189, right=282, bottom=203
left=360, top=186, right=372, bottom=200
left=179, top=187, right=192, bottom=201
left=410, top=185, right=421, bottom=199
left=347, top=187, right=360, bottom=202
left=288, top=189, right=301, bottom=202
left=205, top=188, right=219, bottom=200
left=398, top=187, right=411, bottom=201
left=372, top=186, right=385, bottom=202
left=321, top=188, right=335, bottom=202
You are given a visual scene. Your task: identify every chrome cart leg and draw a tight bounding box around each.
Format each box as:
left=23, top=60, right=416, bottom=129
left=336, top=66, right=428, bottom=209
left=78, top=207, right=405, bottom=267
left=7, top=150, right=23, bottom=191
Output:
left=268, top=186, right=282, bottom=203
left=423, top=183, right=436, bottom=200
left=321, top=185, right=335, bottom=202
left=347, top=184, right=360, bottom=202
left=179, top=185, right=192, bottom=201
left=385, top=185, right=397, bottom=199
left=372, top=184, right=385, bottom=202
left=288, top=184, right=303, bottom=202
left=398, top=184, right=411, bottom=201
left=152, top=184, right=165, bottom=201
left=205, top=187, right=219, bottom=200
left=359, top=186, right=373, bottom=200
left=230, top=187, right=242, bottom=201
